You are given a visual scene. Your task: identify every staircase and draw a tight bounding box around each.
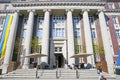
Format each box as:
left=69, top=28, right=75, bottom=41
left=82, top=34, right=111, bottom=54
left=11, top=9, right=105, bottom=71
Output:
left=1, top=68, right=117, bottom=80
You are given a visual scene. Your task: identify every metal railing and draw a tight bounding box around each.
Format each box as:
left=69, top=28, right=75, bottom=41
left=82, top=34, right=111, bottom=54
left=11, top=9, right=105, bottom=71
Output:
left=76, top=69, right=79, bottom=79
left=11, top=0, right=107, bottom=3
left=56, top=69, right=59, bottom=78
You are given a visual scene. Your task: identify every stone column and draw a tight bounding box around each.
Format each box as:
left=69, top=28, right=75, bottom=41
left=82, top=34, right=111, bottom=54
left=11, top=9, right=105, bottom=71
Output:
left=22, top=10, right=34, bottom=69
left=98, top=10, right=114, bottom=74
left=66, top=9, right=75, bottom=66
left=82, top=9, right=95, bottom=66
left=2, top=11, right=19, bottom=74
left=41, top=9, right=50, bottom=63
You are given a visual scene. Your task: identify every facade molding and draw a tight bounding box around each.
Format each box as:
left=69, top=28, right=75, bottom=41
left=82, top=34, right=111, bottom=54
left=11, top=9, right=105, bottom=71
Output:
left=0, top=10, right=14, bottom=13
left=43, top=9, right=51, bottom=12
left=105, top=9, right=120, bottom=12
left=12, top=2, right=105, bottom=7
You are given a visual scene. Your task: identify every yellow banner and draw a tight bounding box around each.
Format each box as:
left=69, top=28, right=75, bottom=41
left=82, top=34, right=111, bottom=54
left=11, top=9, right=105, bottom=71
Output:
left=0, top=15, right=13, bottom=59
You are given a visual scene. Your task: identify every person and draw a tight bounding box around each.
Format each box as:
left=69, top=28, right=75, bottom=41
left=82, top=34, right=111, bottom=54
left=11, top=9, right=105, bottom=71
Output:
left=113, top=61, right=116, bottom=74
left=98, top=72, right=106, bottom=80
left=97, top=66, right=102, bottom=74
left=97, top=66, right=106, bottom=80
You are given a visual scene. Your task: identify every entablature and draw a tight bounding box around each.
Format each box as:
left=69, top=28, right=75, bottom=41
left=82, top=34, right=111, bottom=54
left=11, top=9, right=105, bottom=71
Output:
left=11, top=2, right=105, bottom=7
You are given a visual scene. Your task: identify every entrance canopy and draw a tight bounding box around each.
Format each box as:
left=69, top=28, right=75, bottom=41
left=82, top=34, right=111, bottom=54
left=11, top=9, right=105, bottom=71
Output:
left=70, top=53, right=93, bottom=58
left=25, top=53, right=47, bottom=58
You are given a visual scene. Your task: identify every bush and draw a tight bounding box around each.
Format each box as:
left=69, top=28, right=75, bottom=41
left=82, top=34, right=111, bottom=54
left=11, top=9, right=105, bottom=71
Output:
left=116, top=68, right=120, bottom=75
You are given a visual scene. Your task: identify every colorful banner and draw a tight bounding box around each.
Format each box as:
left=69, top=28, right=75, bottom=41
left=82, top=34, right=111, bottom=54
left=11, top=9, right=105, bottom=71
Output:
left=0, top=15, right=10, bottom=54
left=0, top=14, right=13, bottom=59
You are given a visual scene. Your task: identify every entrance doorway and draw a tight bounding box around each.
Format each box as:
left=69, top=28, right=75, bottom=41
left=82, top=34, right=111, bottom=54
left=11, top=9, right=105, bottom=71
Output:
left=54, top=54, right=64, bottom=68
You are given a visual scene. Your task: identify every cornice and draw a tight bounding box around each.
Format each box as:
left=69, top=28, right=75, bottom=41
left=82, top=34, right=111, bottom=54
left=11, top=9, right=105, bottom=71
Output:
left=0, top=10, right=14, bottom=13
left=11, top=2, right=105, bottom=7
left=105, top=9, right=120, bottom=13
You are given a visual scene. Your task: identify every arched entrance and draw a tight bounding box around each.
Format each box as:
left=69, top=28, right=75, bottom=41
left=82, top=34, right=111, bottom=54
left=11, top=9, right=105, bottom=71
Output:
left=54, top=53, right=64, bottom=68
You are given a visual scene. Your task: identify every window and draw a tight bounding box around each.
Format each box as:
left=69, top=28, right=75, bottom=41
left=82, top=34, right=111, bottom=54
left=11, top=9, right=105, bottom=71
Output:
left=74, top=28, right=80, bottom=38
left=0, top=17, right=5, bottom=25
left=52, top=28, right=65, bottom=37
left=22, top=29, right=26, bottom=38
left=89, top=17, right=94, bottom=24
left=37, top=28, right=42, bottom=39
left=59, top=47, right=62, bottom=52
left=62, top=28, right=65, bottom=37
left=55, top=47, right=58, bottom=52
left=106, top=21, right=109, bottom=27
left=23, top=18, right=28, bottom=24
left=38, top=16, right=44, bottom=24
left=52, top=16, right=65, bottom=38
left=91, top=28, right=96, bottom=38
left=4, top=5, right=9, bottom=10
left=73, top=16, right=80, bottom=38
left=112, top=17, right=118, bottom=24
left=116, top=29, right=120, bottom=39
left=54, top=47, right=62, bottom=52
left=108, top=3, right=115, bottom=9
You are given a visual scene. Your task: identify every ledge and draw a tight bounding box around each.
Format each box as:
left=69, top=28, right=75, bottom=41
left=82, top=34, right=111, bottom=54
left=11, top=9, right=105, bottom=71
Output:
left=0, top=10, right=14, bottom=13
left=105, top=9, right=120, bottom=12
left=11, top=2, right=105, bottom=7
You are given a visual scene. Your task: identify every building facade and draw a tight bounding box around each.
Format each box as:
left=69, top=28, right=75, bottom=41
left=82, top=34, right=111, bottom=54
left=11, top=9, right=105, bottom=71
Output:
left=0, top=0, right=120, bottom=74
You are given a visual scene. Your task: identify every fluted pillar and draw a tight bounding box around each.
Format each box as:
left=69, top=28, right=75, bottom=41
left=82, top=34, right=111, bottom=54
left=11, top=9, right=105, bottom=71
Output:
left=41, top=9, right=50, bottom=63
left=22, top=10, right=34, bottom=69
left=82, top=9, right=95, bottom=66
left=2, top=11, right=19, bottom=74
left=66, top=9, right=75, bottom=66
left=98, top=10, right=114, bottom=74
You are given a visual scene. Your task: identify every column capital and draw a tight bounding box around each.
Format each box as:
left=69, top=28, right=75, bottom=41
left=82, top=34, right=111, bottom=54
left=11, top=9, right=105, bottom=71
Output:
left=81, top=9, right=89, bottom=15
left=14, top=10, right=22, bottom=16
left=82, top=9, right=89, bottom=12
left=66, top=9, right=74, bottom=12
left=43, top=9, right=51, bottom=12
left=14, top=10, right=19, bottom=13
left=27, top=9, right=35, bottom=13
left=97, top=9, right=105, bottom=15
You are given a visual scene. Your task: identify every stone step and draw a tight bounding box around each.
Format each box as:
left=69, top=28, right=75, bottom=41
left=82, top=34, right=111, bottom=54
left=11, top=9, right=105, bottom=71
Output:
left=2, top=69, right=117, bottom=80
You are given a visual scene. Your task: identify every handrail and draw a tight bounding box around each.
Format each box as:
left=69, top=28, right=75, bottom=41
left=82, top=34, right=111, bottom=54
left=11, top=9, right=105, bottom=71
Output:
left=36, top=65, right=39, bottom=78
left=76, top=68, right=79, bottom=79
left=56, top=69, right=59, bottom=78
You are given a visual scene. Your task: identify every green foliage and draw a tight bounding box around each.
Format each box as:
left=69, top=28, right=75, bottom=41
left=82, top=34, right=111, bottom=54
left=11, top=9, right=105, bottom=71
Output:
left=93, top=43, right=104, bottom=55
left=98, top=44, right=104, bottom=54
left=31, top=37, right=42, bottom=53
left=75, top=45, right=79, bottom=54
left=93, top=44, right=98, bottom=54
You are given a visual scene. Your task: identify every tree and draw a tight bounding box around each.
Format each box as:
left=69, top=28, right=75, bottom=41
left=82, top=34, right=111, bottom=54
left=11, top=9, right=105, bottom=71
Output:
left=31, top=37, right=42, bottom=53
left=75, top=45, right=79, bottom=54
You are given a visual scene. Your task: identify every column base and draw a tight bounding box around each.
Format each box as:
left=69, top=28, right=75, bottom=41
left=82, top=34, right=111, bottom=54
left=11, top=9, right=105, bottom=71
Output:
left=41, top=57, right=48, bottom=64
left=87, top=56, right=95, bottom=67
left=22, top=64, right=29, bottom=69
left=68, top=58, right=75, bottom=68
left=2, top=64, right=9, bottom=74
left=108, top=64, right=114, bottom=74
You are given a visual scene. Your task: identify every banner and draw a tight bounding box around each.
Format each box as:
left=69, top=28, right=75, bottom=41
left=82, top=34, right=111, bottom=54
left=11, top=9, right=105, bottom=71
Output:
left=0, top=14, right=13, bottom=59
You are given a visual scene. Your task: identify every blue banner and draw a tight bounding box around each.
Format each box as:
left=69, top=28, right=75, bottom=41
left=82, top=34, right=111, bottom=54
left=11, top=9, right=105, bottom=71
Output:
left=116, top=51, right=120, bottom=66
left=0, top=14, right=10, bottom=54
